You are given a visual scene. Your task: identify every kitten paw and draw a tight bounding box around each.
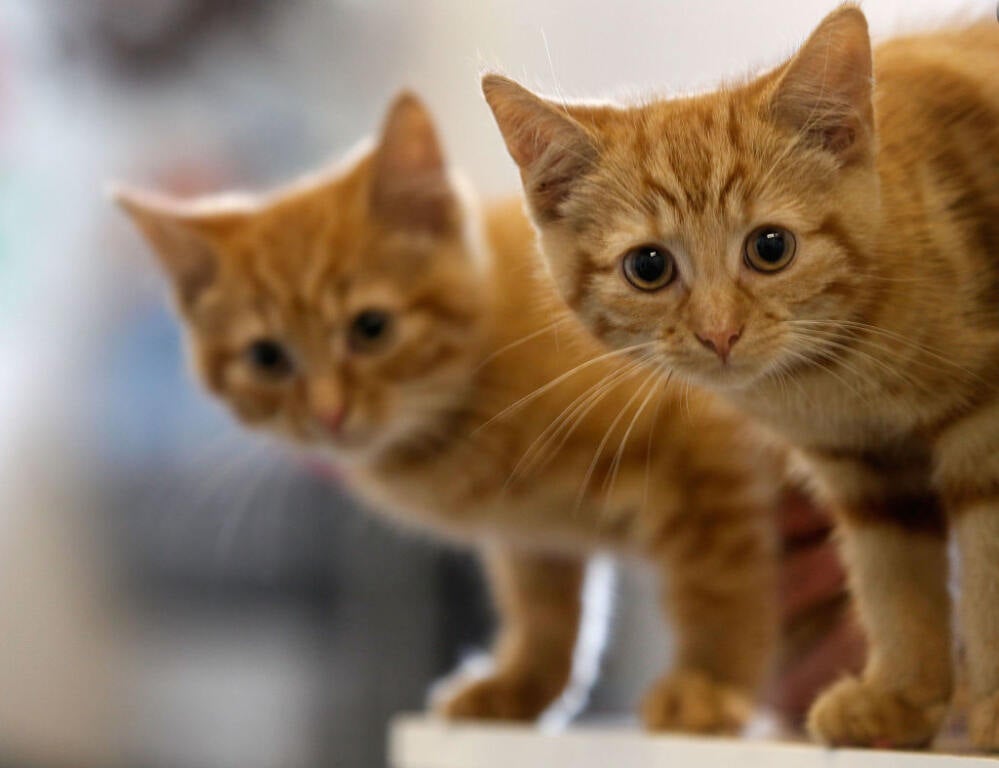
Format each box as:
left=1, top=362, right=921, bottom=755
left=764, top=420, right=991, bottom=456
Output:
left=640, top=670, right=753, bottom=734
left=806, top=677, right=947, bottom=749
left=969, top=691, right=999, bottom=752
left=437, top=672, right=564, bottom=722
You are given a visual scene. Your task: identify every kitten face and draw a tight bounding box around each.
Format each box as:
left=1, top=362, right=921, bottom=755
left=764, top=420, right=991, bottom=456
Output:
left=116, top=94, right=487, bottom=461
left=485, top=6, right=880, bottom=392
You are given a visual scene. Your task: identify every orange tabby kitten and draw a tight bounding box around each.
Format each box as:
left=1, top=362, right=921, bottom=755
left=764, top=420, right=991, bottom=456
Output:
left=483, top=5, right=999, bottom=751
left=113, top=94, right=783, bottom=733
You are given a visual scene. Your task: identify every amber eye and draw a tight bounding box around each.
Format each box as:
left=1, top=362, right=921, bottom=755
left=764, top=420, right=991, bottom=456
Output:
left=622, top=245, right=675, bottom=291
left=349, top=309, right=393, bottom=353
left=744, top=226, right=797, bottom=273
left=246, top=338, right=293, bottom=376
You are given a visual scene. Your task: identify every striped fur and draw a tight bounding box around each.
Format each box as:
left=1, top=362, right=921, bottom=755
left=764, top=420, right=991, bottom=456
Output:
left=484, top=5, right=999, bottom=752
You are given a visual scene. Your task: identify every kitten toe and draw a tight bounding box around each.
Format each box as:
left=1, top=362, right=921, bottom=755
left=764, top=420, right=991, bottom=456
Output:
left=806, top=676, right=947, bottom=749
left=640, top=670, right=753, bottom=735
left=969, top=691, right=999, bottom=752
left=437, top=672, right=564, bottom=722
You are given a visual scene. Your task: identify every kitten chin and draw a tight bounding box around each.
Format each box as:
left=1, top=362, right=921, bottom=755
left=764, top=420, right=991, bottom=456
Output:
left=672, top=357, right=773, bottom=392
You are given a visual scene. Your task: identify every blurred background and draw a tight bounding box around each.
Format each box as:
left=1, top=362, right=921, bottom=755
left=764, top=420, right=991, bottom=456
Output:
left=0, top=1, right=981, bottom=766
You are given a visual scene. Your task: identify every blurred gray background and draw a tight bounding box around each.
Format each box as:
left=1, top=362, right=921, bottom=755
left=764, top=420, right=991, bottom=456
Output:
left=0, top=1, right=978, bottom=767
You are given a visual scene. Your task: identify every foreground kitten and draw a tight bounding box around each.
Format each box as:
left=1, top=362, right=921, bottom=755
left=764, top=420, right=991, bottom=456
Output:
left=483, top=5, right=999, bottom=751
left=114, top=94, right=783, bottom=733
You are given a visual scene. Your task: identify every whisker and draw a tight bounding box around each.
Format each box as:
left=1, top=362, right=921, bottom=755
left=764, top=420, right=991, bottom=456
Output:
left=505, top=355, right=650, bottom=488
left=787, top=318, right=982, bottom=381
left=789, top=326, right=934, bottom=393
left=642, top=371, right=670, bottom=511
left=780, top=344, right=875, bottom=409
left=474, top=341, right=660, bottom=434
left=603, top=366, right=664, bottom=506
left=574, top=354, right=661, bottom=511
left=474, top=315, right=574, bottom=372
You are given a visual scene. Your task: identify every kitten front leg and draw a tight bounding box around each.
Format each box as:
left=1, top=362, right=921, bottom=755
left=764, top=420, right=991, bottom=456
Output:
left=936, top=405, right=999, bottom=751
left=644, top=508, right=777, bottom=734
left=806, top=517, right=952, bottom=748
left=438, top=546, right=584, bottom=722
left=952, top=504, right=999, bottom=751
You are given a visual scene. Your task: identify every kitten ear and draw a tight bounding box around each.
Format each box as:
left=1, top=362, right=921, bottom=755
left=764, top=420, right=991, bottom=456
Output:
left=370, top=91, right=459, bottom=236
left=482, top=74, right=597, bottom=223
left=111, top=185, right=243, bottom=307
left=770, top=5, right=874, bottom=163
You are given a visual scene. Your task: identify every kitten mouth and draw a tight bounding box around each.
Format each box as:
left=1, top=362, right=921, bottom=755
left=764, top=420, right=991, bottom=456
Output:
left=688, top=357, right=767, bottom=390
left=317, top=428, right=374, bottom=458
left=317, top=408, right=347, bottom=435
left=314, top=413, right=371, bottom=450
left=323, top=425, right=367, bottom=447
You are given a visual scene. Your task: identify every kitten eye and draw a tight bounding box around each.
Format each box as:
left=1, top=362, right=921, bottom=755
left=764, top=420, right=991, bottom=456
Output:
left=744, top=226, right=797, bottom=273
left=349, top=309, right=394, bottom=353
left=621, top=245, right=675, bottom=291
left=246, top=338, right=293, bottom=376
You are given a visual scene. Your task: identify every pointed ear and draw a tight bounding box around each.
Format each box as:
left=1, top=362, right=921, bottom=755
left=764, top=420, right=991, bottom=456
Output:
left=770, top=5, right=874, bottom=164
left=370, top=91, right=459, bottom=236
left=110, top=185, right=243, bottom=307
left=482, top=74, right=598, bottom=223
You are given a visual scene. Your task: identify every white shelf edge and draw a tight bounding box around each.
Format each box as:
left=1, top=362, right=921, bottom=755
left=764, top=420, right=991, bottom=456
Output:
left=389, top=715, right=994, bottom=768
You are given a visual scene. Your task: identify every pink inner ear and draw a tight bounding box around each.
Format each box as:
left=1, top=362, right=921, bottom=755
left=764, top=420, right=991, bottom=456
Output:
left=142, top=216, right=221, bottom=307
left=377, top=124, right=445, bottom=180
left=482, top=77, right=598, bottom=223
left=483, top=75, right=555, bottom=169
left=375, top=93, right=447, bottom=182
left=113, top=189, right=228, bottom=306
left=770, top=7, right=873, bottom=161
left=369, top=93, right=458, bottom=235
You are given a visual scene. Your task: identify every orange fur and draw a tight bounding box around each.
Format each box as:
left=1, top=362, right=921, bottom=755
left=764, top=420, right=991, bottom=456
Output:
left=484, top=6, right=999, bottom=750
left=114, top=93, right=785, bottom=733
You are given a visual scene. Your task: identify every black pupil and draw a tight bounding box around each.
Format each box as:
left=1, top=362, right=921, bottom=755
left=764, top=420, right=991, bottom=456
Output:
left=249, top=340, right=286, bottom=370
left=633, top=248, right=666, bottom=282
left=354, top=310, right=388, bottom=340
left=755, top=230, right=786, bottom=263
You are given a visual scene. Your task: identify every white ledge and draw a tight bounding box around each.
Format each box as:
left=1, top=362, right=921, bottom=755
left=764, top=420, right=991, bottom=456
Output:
left=389, top=715, right=992, bottom=768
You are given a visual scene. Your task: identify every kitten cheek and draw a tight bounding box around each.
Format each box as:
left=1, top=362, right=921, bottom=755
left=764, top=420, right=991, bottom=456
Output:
left=364, top=388, right=394, bottom=432
left=222, top=370, right=288, bottom=425
left=335, top=386, right=387, bottom=445
left=192, top=346, right=229, bottom=395
left=228, top=392, right=282, bottom=424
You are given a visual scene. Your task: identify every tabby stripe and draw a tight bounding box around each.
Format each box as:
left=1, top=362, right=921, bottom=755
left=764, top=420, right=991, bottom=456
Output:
left=566, top=248, right=616, bottom=310
left=726, top=100, right=742, bottom=151
left=836, top=492, right=946, bottom=536
left=409, top=296, right=477, bottom=326
left=808, top=214, right=864, bottom=272
left=699, top=108, right=715, bottom=133
left=940, top=480, right=999, bottom=515
left=643, top=176, right=682, bottom=212
left=683, top=184, right=708, bottom=216
left=717, top=163, right=745, bottom=208
left=931, top=147, right=999, bottom=313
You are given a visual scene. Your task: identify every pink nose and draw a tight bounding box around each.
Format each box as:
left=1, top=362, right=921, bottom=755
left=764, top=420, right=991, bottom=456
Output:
left=317, top=409, right=346, bottom=434
left=695, top=327, right=743, bottom=362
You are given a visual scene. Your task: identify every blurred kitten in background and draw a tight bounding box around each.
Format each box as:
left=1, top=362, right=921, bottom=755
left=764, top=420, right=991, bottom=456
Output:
left=113, top=93, right=853, bottom=734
